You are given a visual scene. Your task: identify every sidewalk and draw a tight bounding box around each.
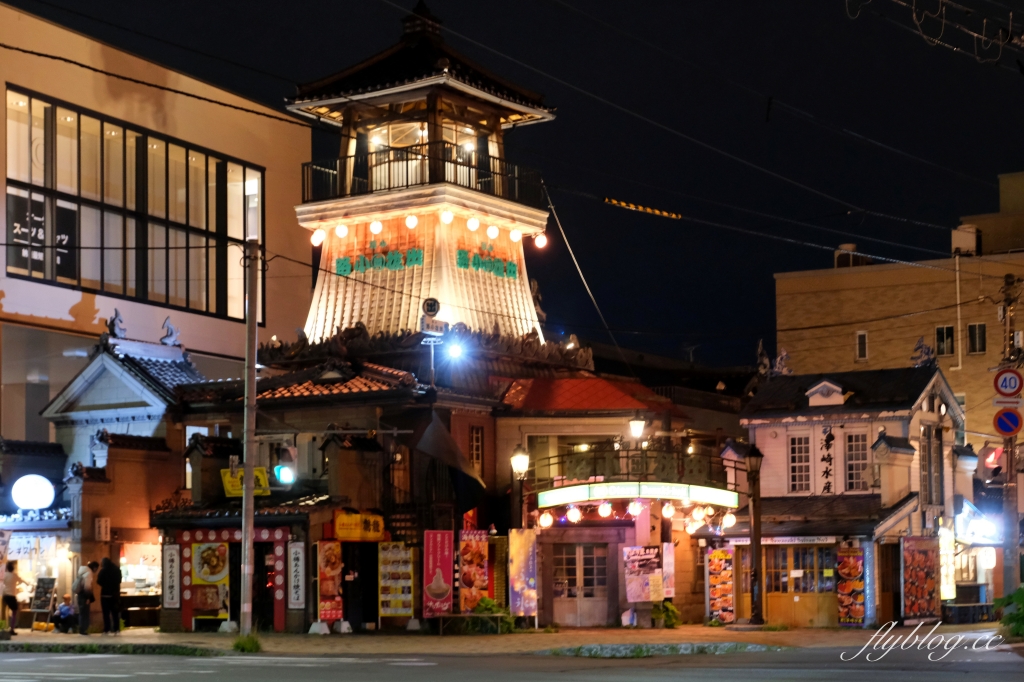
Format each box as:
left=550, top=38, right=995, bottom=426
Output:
left=1, top=622, right=1000, bottom=656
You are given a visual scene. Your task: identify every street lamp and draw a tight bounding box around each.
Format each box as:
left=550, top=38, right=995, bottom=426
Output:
left=745, top=445, right=765, bottom=626
left=629, top=412, right=646, bottom=439
left=511, top=446, right=530, bottom=529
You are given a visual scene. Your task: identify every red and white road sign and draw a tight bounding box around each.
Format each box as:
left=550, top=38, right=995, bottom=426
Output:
left=994, top=368, right=1024, bottom=397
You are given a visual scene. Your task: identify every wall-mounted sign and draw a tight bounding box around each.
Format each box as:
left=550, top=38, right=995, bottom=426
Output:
left=95, top=517, right=111, bottom=542
left=623, top=545, right=663, bottom=603
left=456, top=249, right=518, bottom=279
left=163, top=544, right=180, bottom=609
left=954, top=498, right=1000, bottom=544
left=288, top=541, right=305, bottom=610
left=837, top=547, right=865, bottom=627
left=335, top=242, right=424, bottom=276
left=333, top=511, right=386, bottom=542
left=537, top=482, right=739, bottom=509
left=731, top=536, right=837, bottom=545
left=220, top=467, right=271, bottom=497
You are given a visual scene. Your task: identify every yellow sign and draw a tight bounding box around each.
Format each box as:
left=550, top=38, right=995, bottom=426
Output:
left=220, top=467, right=271, bottom=497
left=939, top=524, right=957, bottom=601
left=334, top=511, right=386, bottom=541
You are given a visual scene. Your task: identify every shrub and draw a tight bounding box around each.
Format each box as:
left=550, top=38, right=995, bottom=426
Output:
left=994, top=586, right=1024, bottom=638
left=232, top=634, right=261, bottom=653
left=470, top=597, right=515, bottom=634
left=0, top=620, right=7, bottom=631
left=706, top=618, right=723, bottom=627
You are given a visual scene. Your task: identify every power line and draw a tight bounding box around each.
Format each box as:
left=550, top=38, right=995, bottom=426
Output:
left=373, top=0, right=956, bottom=234
left=548, top=0, right=995, bottom=188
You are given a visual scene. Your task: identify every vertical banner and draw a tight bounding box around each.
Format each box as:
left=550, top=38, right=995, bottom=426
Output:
left=0, top=529, right=11, bottom=587
left=459, top=530, right=489, bottom=612
left=288, top=542, right=305, bottom=610
left=901, top=536, right=940, bottom=622
left=661, top=542, right=676, bottom=599
left=379, top=542, right=414, bottom=617
left=192, top=543, right=230, bottom=618
left=162, top=544, right=180, bottom=609
left=508, top=529, right=538, bottom=617
left=623, top=546, right=663, bottom=603
left=423, top=530, right=453, bottom=618
left=317, top=540, right=343, bottom=622
left=837, top=547, right=865, bottom=627
left=707, top=546, right=734, bottom=624
left=938, top=523, right=957, bottom=601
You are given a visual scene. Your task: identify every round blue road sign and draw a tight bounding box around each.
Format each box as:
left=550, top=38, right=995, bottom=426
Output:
left=994, top=408, right=1023, bottom=437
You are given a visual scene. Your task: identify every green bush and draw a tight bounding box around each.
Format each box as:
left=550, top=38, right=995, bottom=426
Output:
left=995, top=586, right=1024, bottom=638
left=0, top=620, right=7, bottom=631
left=470, top=597, right=515, bottom=634
left=706, top=618, right=724, bottom=627
left=232, top=634, right=262, bottom=653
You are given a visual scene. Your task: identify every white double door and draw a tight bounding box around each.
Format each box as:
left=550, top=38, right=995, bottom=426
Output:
left=552, top=543, right=609, bottom=626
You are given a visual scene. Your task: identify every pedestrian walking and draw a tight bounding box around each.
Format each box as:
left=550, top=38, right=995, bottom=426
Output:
left=72, top=561, right=97, bottom=635
left=96, top=558, right=121, bottom=635
left=2, top=560, right=30, bottom=635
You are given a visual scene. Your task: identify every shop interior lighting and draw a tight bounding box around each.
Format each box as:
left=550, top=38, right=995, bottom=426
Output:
left=534, top=233, right=548, bottom=248
left=566, top=505, right=583, bottom=524
left=440, top=210, right=454, bottom=224
left=539, top=511, right=554, bottom=528
left=335, top=224, right=348, bottom=238
left=405, top=215, right=418, bottom=229
left=370, top=221, right=383, bottom=234
left=509, top=229, right=522, bottom=242
left=467, top=217, right=480, bottom=232
left=486, top=225, right=499, bottom=239
left=310, top=229, right=326, bottom=247
left=598, top=501, right=612, bottom=517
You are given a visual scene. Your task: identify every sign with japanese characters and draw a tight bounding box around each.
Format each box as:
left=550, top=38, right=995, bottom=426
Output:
left=333, top=511, right=386, bottom=542
left=706, top=546, right=735, bottom=624
left=317, top=540, right=343, bottom=622
left=820, top=426, right=835, bottom=494
left=423, top=530, right=453, bottom=618
left=220, top=467, right=271, bottom=497
left=163, top=544, right=180, bottom=609
left=192, top=543, right=229, bottom=618
left=379, top=542, right=414, bottom=617
left=837, top=547, right=865, bottom=627
left=459, top=530, right=489, bottom=612
left=288, top=542, right=305, bottom=610
left=455, top=247, right=518, bottom=279
left=623, top=545, right=663, bottom=603
left=335, top=240, right=424, bottom=276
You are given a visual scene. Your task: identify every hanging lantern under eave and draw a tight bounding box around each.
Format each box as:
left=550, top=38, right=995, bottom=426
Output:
left=310, top=229, right=326, bottom=247
left=370, top=220, right=383, bottom=234
left=534, top=233, right=548, bottom=248
left=539, top=511, right=554, bottom=528
left=691, top=506, right=706, bottom=522
left=566, top=505, right=583, bottom=524
left=509, top=229, right=522, bottom=242
left=440, top=210, right=454, bottom=225
left=722, top=512, right=737, bottom=528
left=627, top=500, right=643, bottom=517
left=405, top=215, right=418, bottom=229
left=661, top=502, right=676, bottom=518
left=486, top=225, right=499, bottom=239
left=598, top=501, right=612, bottom=518
left=335, top=224, right=348, bottom=238
left=467, top=217, right=480, bottom=232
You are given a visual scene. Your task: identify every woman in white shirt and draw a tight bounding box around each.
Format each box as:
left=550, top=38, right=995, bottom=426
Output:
left=3, top=560, right=31, bottom=635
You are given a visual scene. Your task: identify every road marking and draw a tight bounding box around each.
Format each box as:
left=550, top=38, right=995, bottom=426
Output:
left=389, top=662, right=438, bottom=666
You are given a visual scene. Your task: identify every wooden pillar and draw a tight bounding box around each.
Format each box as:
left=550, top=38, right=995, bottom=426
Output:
left=338, top=107, right=355, bottom=196
left=427, top=92, right=444, bottom=184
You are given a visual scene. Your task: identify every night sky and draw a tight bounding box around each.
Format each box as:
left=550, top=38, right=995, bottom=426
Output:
left=10, top=0, right=1024, bottom=366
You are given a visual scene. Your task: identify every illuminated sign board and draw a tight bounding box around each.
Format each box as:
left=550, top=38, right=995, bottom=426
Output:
left=537, top=481, right=739, bottom=509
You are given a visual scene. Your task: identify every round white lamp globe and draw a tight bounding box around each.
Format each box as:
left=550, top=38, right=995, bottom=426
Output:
left=466, top=217, right=480, bottom=232
left=370, top=221, right=383, bottom=234
left=486, top=225, right=499, bottom=239
left=440, top=210, right=454, bottom=225
left=335, top=224, right=348, bottom=239
left=12, top=474, right=55, bottom=510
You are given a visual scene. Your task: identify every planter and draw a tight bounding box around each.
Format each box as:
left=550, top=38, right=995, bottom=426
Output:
left=0, top=631, right=11, bottom=641
left=653, top=618, right=665, bottom=629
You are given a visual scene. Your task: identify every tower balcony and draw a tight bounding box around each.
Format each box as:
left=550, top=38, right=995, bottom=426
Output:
left=301, top=141, right=545, bottom=210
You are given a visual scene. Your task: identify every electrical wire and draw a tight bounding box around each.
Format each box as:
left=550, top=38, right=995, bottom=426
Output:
left=547, top=0, right=995, bottom=188
left=373, top=0, right=957, bottom=234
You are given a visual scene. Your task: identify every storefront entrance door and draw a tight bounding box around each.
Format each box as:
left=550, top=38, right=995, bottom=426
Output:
left=552, top=544, right=608, bottom=626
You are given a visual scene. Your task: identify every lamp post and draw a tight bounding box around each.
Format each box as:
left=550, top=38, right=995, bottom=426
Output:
left=511, top=446, right=530, bottom=529
left=745, top=445, right=765, bottom=626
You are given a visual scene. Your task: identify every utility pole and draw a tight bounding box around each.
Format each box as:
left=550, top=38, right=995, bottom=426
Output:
left=1000, top=274, right=1021, bottom=596
left=240, top=237, right=260, bottom=635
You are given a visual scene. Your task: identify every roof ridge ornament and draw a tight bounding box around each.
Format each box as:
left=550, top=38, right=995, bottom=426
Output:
left=402, top=0, right=442, bottom=37
left=160, top=316, right=181, bottom=346
left=107, top=308, right=127, bottom=339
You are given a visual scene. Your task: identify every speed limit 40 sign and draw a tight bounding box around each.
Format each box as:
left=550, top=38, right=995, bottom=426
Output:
left=995, top=368, right=1023, bottom=397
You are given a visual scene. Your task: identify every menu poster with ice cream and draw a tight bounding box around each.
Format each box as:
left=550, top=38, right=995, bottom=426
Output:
left=706, top=547, right=734, bottom=624
left=459, top=530, right=489, bottom=613
left=509, top=529, right=538, bottom=617
left=837, top=547, right=865, bottom=627
left=423, top=530, right=453, bottom=618
left=379, top=542, right=414, bottom=617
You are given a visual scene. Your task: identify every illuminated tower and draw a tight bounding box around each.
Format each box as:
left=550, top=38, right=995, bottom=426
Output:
left=287, top=2, right=554, bottom=342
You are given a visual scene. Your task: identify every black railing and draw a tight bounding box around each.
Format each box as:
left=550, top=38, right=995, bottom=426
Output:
left=302, top=141, right=546, bottom=209
left=526, top=443, right=743, bottom=494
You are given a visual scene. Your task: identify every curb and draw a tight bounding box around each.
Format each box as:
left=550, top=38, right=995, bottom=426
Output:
left=0, top=642, right=224, bottom=656
left=536, top=642, right=788, bottom=658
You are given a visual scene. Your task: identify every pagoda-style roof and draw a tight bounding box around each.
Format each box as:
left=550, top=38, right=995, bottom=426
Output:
left=286, top=1, right=554, bottom=127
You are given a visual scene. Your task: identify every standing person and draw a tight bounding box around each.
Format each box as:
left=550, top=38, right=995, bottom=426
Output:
left=73, top=561, right=97, bottom=635
left=2, top=560, right=30, bottom=635
left=96, top=558, right=121, bottom=635
left=53, top=594, right=78, bottom=634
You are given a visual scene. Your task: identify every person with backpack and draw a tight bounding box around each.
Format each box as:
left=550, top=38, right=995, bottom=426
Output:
left=96, top=558, right=121, bottom=635
left=2, top=560, right=31, bottom=635
left=72, top=561, right=98, bottom=635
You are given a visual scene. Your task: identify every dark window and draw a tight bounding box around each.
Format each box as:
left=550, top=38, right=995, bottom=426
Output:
left=936, top=326, right=955, bottom=356
left=968, top=323, right=986, bottom=354
left=469, top=425, right=483, bottom=477
left=6, top=88, right=263, bottom=321
left=856, top=331, right=868, bottom=361
left=920, top=425, right=944, bottom=506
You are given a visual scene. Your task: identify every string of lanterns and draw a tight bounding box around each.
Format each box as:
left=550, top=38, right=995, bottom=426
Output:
left=537, top=499, right=737, bottom=534
left=308, top=210, right=547, bottom=249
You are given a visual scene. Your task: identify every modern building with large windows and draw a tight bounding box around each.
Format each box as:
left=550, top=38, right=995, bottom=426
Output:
left=0, top=3, right=310, bottom=442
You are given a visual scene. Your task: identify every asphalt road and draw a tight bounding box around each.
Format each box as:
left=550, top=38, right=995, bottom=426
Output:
left=0, top=647, right=1020, bottom=682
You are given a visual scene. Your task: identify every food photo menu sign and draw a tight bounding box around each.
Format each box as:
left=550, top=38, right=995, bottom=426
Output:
left=459, top=530, right=489, bottom=613
left=837, top=547, right=865, bottom=627
left=379, top=542, right=414, bottom=617
left=706, top=546, right=734, bottom=624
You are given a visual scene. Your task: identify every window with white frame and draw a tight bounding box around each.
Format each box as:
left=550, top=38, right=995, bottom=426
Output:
left=469, top=425, right=483, bottom=476
left=968, top=323, right=986, bottom=354
left=845, top=433, right=869, bottom=491
left=789, top=435, right=811, bottom=492
left=936, top=326, right=955, bottom=356
left=855, top=331, right=868, bottom=361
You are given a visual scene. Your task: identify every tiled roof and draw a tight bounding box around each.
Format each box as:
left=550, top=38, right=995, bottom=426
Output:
left=184, top=435, right=242, bottom=459
left=98, top=433, right=169, bottom=451
left=257, top=374, right=395, bottom=401
left=742, top=367, right=940, bottom=418
left=0, top=439, right=65, bottom=458
left=502, top=377, right=671, bottom=414
left=152, top=494, right=338, bottom=523
left=872, top=434, right=915, bottom=454
left=120, top=354, right=205, bottom=396
left=288, top=4, right=549, bottom=113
